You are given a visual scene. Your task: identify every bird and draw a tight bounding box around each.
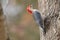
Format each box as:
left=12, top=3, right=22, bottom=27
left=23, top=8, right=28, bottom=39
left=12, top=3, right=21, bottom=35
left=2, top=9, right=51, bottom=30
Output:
left=26, top=5, right=46, bottom=34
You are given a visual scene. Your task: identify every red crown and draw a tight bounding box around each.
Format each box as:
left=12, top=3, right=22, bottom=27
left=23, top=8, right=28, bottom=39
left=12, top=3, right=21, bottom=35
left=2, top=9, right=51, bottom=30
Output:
left=26, top=5, right=32, bottom=14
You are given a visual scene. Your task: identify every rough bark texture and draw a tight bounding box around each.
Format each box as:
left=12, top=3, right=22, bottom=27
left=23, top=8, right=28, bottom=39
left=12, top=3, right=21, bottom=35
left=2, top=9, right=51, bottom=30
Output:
left=38, top=0, right=60, bottom=40
left=0, top=1, right=6, bottom=40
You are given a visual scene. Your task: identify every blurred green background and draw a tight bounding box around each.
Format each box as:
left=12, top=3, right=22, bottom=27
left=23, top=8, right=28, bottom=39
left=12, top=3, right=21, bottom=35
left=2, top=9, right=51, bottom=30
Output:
left=2, top=0, right=40, bottom=40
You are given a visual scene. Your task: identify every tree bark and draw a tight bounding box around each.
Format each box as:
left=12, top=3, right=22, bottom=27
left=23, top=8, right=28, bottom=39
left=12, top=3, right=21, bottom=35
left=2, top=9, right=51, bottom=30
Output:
left=0, top=1, right=6, bottom=40
left=38, top=0, right=60, bottom=40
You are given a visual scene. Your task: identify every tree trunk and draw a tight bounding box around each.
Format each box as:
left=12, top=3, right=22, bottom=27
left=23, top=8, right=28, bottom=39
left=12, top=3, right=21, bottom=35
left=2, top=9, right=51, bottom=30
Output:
left=0, top=1, right=6, bottom=40
left=38, top=0, right=60, bottom=40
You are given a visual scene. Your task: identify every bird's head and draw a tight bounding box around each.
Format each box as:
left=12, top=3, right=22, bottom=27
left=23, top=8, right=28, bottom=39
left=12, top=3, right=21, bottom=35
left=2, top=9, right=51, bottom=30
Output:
left=26, top=5, right=33, bottom=14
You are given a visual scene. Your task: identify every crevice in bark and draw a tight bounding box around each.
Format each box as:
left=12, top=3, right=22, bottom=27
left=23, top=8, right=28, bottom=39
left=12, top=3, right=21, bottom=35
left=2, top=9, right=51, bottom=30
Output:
left=38, top=0, right=60, bottom=40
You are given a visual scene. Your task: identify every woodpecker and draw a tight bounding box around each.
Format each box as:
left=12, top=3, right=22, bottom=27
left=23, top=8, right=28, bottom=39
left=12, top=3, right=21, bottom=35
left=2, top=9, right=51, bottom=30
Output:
left=26, top=5, right=46, bottom=34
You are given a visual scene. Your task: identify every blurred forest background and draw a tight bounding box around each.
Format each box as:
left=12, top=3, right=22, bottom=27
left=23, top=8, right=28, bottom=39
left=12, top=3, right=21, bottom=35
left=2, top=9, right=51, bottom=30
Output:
left=1, top=0, right=40, bottom=40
